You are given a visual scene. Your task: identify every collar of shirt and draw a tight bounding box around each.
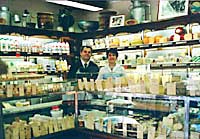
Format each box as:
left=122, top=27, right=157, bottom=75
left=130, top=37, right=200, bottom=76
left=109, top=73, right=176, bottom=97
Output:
left=105, top=64, right=119, bottom=72
left=81, top=58, right=90, bottom=67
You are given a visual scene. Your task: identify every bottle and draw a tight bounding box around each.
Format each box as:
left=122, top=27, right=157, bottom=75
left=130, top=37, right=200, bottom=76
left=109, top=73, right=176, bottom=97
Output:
left=22, top=9, right=31, bottom=27
left=0, top=6, right=11, bottom=25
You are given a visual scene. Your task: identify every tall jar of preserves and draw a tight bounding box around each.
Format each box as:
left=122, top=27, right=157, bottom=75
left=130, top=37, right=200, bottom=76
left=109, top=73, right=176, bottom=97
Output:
left=0, top=6, right=11, bottom=25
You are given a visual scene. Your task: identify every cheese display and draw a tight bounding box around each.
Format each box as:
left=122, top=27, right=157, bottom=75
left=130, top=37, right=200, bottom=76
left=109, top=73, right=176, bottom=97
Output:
left=77, top=72, right=195, bottom=96
left=0, top=78, right=72, bottom=98
left=78, top=108, right=185, bottom=139
left=5, top=114, right=75, bottom=138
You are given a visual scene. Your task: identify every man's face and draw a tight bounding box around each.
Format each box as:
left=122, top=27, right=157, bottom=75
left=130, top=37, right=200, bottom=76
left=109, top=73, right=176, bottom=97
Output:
left=80, top=47, right=92, bottom=62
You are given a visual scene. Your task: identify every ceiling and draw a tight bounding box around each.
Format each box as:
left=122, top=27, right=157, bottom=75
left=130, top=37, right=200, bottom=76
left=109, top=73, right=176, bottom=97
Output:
left=70, top=0, right=108, bottom=8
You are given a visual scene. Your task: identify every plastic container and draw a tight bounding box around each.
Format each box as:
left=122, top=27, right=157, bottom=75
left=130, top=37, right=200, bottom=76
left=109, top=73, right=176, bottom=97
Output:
left=50, top=106, right=63, bottom=118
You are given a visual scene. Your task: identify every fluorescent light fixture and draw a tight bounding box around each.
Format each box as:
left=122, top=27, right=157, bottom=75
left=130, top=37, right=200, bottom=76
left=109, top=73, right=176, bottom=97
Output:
left=46, top=0, right=103, bottom=11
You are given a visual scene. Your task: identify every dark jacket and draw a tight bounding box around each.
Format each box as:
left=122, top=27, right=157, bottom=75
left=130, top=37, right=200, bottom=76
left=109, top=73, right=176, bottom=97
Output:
left=68, top=60, right=99, bottom=80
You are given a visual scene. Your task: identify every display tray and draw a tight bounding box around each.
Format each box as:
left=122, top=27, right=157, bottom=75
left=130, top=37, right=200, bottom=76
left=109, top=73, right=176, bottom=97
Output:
left=3, top=100, right=62, bottom=115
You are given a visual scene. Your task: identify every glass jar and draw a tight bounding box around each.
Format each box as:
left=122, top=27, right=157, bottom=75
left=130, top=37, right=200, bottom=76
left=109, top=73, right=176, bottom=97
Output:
left=130, top=0, right=151, bottom=23
left=22, top=9, right=31, bottom=27
left=0, top=6, right=11, bottom=25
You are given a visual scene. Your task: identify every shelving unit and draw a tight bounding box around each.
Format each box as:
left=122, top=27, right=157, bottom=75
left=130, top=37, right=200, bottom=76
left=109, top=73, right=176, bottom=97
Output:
left=0, top=23, right=78, bottom=139
left=92, top=39, right=200, bottom=53
left=78, top=14, right=200, bottom=40
left=0, top=14, right=200, bottom=139
left=77, top=14, right=200, bottom=139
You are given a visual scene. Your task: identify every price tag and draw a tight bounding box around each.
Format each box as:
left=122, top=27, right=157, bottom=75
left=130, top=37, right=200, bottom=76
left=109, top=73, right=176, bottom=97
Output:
left=190, top=63, right=198, bottom=67
left=3, top=51, right=8, bottom=54
left=39, top=52, right=43, bottom=55
left=175, top=41, right=187, bottom=45
left=10, top=81, right=14, bottom=84
left=178, top=63, right=186, bottom=67
left=152, top=43, right=162, bottom=47
left=162, top=42, right=173, bottom=46
left=172, top=63, right=176, bottom=67
left=2, top=82, right=6, bottom=86
left=140, top=44, right=149, bottom=48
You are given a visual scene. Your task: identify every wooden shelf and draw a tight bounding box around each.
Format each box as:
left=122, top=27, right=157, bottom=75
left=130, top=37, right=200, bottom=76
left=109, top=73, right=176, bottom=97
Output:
left=0, top=24, right=79, bottom=39
left=78, top=14, right=200, bottom=39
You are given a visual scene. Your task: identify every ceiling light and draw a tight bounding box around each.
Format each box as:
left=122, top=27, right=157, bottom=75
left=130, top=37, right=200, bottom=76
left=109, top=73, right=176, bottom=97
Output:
left=46, top=0, right=103, bottom=11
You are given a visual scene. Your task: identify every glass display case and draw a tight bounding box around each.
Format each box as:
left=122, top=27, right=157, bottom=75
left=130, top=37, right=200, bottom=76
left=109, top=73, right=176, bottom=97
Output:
left=77, top=91, right=186, bottom=139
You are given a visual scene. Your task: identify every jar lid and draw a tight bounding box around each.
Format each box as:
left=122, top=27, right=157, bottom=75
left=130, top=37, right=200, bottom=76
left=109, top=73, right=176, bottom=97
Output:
left=37, top=12, right=54, bottom=15
left=52, top=105, right=59, bottom=110
left=131, top=0, right=142, bottom=7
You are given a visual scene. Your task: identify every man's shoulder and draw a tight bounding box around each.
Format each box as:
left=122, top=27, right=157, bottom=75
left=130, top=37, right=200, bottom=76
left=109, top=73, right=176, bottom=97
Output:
left=89, top=61, right=98, bottom=66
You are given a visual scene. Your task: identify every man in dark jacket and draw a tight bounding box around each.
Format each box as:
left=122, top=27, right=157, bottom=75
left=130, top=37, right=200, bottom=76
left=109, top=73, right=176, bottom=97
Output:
left=68, top=46, right=99, bottom=80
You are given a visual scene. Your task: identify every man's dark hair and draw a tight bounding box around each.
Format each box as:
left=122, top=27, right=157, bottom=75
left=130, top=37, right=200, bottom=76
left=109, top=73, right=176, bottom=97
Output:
left=80, top=46, right=93, bottom=53
left=106, top=48, right=118, bottom=58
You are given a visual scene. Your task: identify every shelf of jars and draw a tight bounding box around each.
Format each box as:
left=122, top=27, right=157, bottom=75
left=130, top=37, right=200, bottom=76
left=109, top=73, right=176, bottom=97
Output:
left=0, top=24, right=79, bottom=38
left=78, top=14, right=200, bottom=40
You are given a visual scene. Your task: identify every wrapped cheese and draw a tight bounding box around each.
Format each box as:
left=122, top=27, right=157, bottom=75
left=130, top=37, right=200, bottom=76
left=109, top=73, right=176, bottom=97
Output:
left=104, top=77, right=113, bottom=91
left=166, top=82, right=176, bottom=96
left=78, top=79, right=84, bottom=90
left=90, top=79, right=95, bottom=91
left=137, top=124, right=144, bottom=139
left=148, top=126, right=155, bottom=139
left=30, top=121, right=41, bottom=137
left=184, top=33, right=193, bottom=40
left=95, top=79, right=103, bottom=91
left=18, top=84, right=24, bottom=96
left=48, top=119, right=54, bottom=133
left=6, top=84, right=13, bottom=97
left=24, top=125, right=31, bottom=139
left=83, top=78, right=90, bottom=91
